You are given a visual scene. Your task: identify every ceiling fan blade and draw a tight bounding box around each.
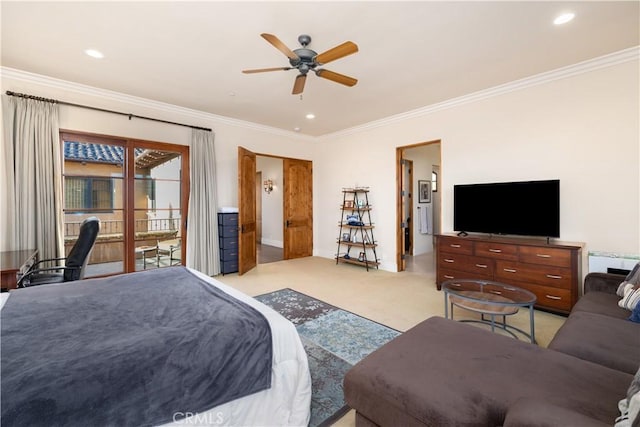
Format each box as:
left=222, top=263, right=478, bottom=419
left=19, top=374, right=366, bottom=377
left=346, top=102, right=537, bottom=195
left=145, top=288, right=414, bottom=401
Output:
left=242, top=67, right=291, bottom=74
left=315, top=41, right=358, bottom=65
left=292, top=74, right=307, bottom=95
left=315, top=69, right=358, bottom=87
left=261, top=33, right=299, bottom=60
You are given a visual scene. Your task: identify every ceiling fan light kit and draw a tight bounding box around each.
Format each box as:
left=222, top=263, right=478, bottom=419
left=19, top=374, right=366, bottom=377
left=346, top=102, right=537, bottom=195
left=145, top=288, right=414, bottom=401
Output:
left=243, top=33, right=359, bottom=95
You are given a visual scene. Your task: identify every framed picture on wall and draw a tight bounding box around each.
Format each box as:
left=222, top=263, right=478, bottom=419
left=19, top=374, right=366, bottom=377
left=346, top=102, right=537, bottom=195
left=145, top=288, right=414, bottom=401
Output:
left=418, top=180, right=432, bottom=203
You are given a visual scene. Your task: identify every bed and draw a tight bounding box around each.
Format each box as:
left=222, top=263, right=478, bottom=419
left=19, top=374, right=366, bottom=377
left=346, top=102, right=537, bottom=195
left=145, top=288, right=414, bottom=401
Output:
left=0, top=267, right=311, bottom=427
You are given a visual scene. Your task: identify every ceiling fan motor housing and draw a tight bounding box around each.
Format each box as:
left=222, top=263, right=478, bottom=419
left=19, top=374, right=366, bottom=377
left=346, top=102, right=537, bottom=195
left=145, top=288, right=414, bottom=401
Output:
left=290, top=48, right=318, bottom=73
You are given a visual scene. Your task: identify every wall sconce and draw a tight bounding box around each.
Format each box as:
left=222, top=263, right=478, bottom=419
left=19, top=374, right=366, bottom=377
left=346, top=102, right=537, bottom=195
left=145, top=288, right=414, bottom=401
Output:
left=264, top=179, right=274, bottom=194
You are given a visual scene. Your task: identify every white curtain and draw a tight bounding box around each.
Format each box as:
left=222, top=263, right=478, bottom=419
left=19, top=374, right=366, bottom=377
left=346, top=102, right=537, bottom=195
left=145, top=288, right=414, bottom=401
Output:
left=186, top=129, right=220, bottom=276
left=2, top=95, right=64, bottom=259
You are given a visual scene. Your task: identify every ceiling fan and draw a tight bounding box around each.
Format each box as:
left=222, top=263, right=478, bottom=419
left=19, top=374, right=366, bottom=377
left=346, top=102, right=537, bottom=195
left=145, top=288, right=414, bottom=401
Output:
left=242, top=33, right=359, bottom=95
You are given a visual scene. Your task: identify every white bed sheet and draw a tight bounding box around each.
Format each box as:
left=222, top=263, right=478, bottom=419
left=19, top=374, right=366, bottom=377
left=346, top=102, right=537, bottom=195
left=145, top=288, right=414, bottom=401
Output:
left=0, top=269, right=312, bottom=427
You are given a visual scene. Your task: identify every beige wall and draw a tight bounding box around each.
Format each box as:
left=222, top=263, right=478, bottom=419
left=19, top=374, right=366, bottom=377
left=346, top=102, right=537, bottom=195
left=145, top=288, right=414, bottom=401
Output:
left=315, top=59, right=639, bottom=272
left=2, top=55, right=638, bottom=276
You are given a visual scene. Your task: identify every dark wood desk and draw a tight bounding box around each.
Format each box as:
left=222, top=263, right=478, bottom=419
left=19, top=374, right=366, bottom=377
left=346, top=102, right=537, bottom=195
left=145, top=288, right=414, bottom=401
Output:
left=1, top=249, right=38, bottom=290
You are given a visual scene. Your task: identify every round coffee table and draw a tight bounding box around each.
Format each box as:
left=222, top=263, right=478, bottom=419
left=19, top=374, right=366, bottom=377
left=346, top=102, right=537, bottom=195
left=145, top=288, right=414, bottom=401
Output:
left=442, top=279, right=537, bottom=343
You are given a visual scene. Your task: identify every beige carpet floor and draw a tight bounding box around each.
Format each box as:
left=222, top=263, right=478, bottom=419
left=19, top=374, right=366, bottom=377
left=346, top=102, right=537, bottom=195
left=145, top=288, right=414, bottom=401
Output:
left=215, top=255, right=567, bottom=427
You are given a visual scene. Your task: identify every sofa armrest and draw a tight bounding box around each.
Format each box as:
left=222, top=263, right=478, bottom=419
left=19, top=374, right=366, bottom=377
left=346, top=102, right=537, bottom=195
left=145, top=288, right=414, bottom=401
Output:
left=584, top=272, right=626, bottom=295
left=504, top=399, right=611, bottom=427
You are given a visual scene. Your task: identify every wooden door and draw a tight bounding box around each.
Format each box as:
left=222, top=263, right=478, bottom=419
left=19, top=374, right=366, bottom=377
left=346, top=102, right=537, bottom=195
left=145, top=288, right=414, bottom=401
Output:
left=238, top=147, right=257, bottom=275
left=283, top=158, right=312, bottom=259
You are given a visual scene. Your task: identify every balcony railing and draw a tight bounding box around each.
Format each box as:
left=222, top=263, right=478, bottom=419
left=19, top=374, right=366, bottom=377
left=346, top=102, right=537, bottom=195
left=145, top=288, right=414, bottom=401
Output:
left=65, top=218, right=179, bottom=238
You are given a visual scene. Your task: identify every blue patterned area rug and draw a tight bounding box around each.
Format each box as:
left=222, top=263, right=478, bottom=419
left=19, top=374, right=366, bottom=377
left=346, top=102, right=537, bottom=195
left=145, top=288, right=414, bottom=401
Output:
left=255, top=288, right=401, bottom=427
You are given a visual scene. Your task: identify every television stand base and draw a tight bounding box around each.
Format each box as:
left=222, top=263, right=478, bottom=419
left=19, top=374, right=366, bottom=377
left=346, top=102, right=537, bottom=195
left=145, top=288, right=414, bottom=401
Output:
left=456, top=231, right=468, bottom=237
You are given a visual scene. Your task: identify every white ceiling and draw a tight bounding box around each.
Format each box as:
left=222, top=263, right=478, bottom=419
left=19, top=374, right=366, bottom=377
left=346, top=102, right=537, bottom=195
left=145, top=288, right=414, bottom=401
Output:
left=2, top=1, right=638, bottom=136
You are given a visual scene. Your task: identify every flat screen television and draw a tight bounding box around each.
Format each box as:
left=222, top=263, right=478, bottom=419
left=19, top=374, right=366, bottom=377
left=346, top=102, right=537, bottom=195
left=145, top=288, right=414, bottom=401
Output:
left=454, top=179, right=560, bottom=238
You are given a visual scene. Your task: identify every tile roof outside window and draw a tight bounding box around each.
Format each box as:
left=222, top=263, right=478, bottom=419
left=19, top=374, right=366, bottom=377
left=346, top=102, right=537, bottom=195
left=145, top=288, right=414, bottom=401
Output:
left=63, top=141, right=143, bottom=164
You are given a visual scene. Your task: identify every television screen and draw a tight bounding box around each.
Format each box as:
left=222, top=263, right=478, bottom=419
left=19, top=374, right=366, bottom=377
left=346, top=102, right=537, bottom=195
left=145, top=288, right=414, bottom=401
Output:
left=454, top=179, right=560, bottom=238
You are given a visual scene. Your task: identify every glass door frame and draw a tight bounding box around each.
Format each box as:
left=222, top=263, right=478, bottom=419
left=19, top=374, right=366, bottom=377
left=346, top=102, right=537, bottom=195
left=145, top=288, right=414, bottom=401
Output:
left=60, top=130, right=189, bottom=276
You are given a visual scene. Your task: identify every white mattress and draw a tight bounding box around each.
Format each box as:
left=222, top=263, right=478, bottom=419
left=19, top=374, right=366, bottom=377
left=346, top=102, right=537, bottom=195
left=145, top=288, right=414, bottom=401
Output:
left=0, top=269, right=312, bottom=427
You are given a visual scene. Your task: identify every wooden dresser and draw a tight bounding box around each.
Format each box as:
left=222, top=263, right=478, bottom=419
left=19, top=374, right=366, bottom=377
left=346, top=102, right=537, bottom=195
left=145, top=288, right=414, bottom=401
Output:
left=435, top=233, right=583, bottom=314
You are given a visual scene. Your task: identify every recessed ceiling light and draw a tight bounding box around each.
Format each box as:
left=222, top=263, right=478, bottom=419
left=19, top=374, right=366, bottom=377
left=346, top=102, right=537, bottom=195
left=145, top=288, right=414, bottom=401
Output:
left=84, top=49, right=104, bottom=59
left=293, top=127, right=301, bottom=132
left=554, top=12, right=575, bottom=25
left=305, top=113, right=315, bottom=120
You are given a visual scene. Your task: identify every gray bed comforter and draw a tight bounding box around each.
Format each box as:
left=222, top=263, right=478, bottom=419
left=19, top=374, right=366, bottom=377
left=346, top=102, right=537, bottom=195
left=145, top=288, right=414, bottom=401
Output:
left=1, top=267, right=273, bottom=427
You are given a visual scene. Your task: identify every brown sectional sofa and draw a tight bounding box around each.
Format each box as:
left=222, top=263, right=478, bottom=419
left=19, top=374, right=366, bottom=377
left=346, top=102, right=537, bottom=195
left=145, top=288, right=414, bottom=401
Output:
left=344, top=272, right=640, bottom=426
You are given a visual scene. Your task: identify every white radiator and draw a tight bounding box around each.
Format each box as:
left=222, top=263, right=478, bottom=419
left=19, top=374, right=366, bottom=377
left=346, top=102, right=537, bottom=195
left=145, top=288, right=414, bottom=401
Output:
left=588, top=251, right=639, bottom=274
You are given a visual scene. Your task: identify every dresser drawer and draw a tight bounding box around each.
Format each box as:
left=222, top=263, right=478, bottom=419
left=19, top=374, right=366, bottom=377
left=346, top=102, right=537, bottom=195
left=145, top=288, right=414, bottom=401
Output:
left=218, top=225, right=238, bottom=238
left=438, top=268, right=491, bottom=284
left=495, top=261, right=572, bottom=289
left=519, top=246, right=572, bottom=267
left=474, top=242, right=519, bottom=261
left=439, top=254, right=494, bottom=276
left=221, top=259, right=239, bottom=274
left=220, top=248, right=238, bottom=261
left=509, top=281, right=572, bottom=312
left=438, top=237, right=473, bottom=255
left=219, top=236, right=238, bottom=250
left=218, top=213, right=238, bottom=226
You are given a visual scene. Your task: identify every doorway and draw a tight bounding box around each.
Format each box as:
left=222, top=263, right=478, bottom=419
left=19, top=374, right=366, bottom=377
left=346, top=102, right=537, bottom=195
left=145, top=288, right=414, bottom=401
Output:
left=396, top=140, right=441, bottom=272
left=61, top=130, right=189, bottom=277
left=256, top=156, right=284, bottom=264
left=238, top=147, right=313, bottom=275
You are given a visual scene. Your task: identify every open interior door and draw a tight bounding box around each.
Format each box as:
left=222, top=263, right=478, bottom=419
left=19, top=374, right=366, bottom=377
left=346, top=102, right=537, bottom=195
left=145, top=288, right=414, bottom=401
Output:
left=238, top=147, right=257, bottom=275
left=283, top=158, right=313, bottom=259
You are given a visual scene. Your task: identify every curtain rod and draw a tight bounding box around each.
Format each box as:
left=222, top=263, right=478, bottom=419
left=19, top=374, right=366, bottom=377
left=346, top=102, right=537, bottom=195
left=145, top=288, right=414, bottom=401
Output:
left=5, top=90, right=212, bottom=132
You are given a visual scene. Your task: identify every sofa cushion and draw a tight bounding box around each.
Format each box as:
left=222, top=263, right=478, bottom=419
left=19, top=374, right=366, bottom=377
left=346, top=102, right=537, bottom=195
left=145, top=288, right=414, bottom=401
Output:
left=504, top=399, right=611, bottom=427
left=548, top=311, right=640, bottom=375
left=344, top=316, right=632, bottom=427
left=573, top=291, right=631, bottom=319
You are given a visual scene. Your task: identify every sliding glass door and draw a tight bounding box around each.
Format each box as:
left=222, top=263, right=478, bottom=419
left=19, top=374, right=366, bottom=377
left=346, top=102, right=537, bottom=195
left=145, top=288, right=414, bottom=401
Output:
left=132, top=142, right=185, bottom=271
left=61, top=131, right=189, bottom=277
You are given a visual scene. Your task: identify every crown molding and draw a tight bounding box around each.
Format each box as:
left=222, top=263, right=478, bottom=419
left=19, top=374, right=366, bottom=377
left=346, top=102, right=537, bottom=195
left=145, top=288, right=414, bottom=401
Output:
left=0, top=67, right=315, bottom=142
left=3, top=45, right=637, bottom=142
left=318, top=46, right=640, bottom=141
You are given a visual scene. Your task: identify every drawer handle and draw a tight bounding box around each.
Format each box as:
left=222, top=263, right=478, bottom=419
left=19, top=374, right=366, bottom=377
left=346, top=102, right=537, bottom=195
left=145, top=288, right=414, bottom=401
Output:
left=546, top=274, right=562, bottom=280
left=489, top=290, right=502, bottom=295
left=546, top=295, right=562, bottom=300
left=489, top=249, right=502, bottom=253
left=503, top=268, right=517, bottom=273
left=536, top=254, right=552, bottom=258
left=444, top=275, right=454, bottom=279
left=475, top=264, right=488, bottom=268
left=449, top=244, right=461, bottom=248
left=450, top=282, right=462, bottom=287
left=444, top=259, right=455, bottom=263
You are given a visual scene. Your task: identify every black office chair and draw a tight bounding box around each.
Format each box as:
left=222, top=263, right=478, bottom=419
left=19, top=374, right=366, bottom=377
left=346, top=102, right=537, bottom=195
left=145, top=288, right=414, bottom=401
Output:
left=17, top=217, right=100, bottom=288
